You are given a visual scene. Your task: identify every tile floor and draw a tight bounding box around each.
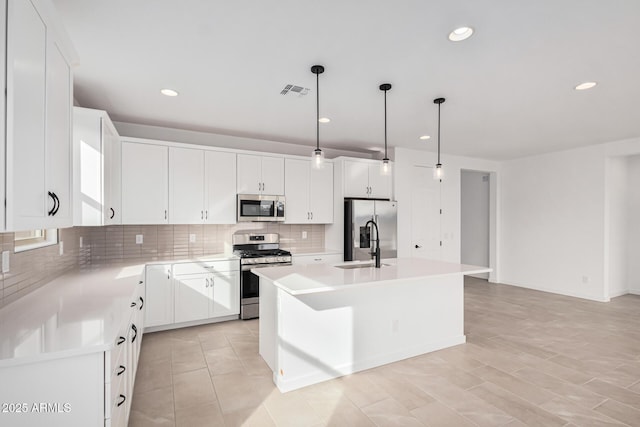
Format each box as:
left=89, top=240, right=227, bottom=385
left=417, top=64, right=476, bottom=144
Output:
left=129, top=277, right=640, bottom=427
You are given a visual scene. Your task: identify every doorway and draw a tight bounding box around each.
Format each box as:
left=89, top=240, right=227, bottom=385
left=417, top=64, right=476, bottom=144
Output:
left=410, top=165, right=441, bottom=260
left=461, top=170, right=490, bottom=279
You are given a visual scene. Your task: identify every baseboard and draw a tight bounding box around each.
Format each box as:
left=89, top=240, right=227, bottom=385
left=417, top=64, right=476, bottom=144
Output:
left=609, top=289, right=631, bottom=298
left=144, top=314, right=240, bottom=333
left=627, top=289, right=640, bottom=296
left=499, top=280, right=609, bottom=302
left=274, top=335, right=466, bottom=393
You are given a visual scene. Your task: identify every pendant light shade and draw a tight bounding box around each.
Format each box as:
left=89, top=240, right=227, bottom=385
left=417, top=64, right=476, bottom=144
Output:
left=379, top=83, right=392, bottom=176
left=311, top=65, right=325, bottom=169
left=433, top=97, right=446, bottom=180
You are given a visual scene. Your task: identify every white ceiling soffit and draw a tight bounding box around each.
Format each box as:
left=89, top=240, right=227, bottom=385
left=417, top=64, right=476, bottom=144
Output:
left=53, top=0, right=640, bottom=161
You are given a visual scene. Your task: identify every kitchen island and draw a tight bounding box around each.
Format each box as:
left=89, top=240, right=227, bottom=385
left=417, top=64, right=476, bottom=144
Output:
left=254, top=258, right=491, bottom=392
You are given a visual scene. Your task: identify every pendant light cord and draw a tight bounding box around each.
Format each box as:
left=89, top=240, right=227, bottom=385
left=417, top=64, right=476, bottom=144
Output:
left=316, top=71, right=320, bottom=151
left=384, top=89, right=388, bottom=159
left=437, top=102, right=441, bottom=164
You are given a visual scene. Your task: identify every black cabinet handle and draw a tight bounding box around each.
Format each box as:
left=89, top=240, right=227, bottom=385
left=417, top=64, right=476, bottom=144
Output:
left=47, top=192, right=57, bottom=216
left=109, top=207, right=115, bottom=219
left=130, top=301, right=136, bottom=307
left=117, top=394, right=126, bottom=407
left=415, top=244, right=421, bottom=249
left=117, top=336, right=126, bottom=345
left=138, top=280, right=143, bottom=285
left=117, top=365, right=126, bottom=376
left=131, top=324, right=138, bottom=343
left=139, top=297, right=144, bottom=309
left=51, top=192, right=60, bottom=216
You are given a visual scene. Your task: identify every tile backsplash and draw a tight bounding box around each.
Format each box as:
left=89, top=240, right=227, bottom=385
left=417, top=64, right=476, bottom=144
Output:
left=0, top=223, right=325, bottom=308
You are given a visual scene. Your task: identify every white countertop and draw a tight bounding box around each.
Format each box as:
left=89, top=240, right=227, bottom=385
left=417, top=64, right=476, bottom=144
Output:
left=253, top=258, right=491, bottom=295
left=0, top=253, right=237, bottom=368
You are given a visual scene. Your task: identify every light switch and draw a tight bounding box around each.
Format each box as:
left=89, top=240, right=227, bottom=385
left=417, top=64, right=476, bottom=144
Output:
left=302, top=231, right=308, bottom=239
left=136, top=234, right=143, bottom=244
left=189, top=234, right=196, bottom=243
left=2, top=251, right=9, bottom=273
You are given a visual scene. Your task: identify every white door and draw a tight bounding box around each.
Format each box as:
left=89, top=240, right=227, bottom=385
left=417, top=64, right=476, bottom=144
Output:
left=169, top=147, right=204, bottom=224
left=368, top=163, right=392, bottom=199
left=45, top=40, right=72, bottom=228
left=411, top=166, right=441, bottom=260
left=309, top=162, right=333, bottom=223
left=103, top=116, right=121, bottom=225
left=205, top=151, right=236, bottom=224
left=211, top=272, right=239, bottom=317
left=284, top=159, right=310, bottom=223
left=144, top=265, right=174, bottom=327
left=121, top=142, right=169, bottom=224
left=174, top=274, right=211, bottom=323
left=343, top=160, right=369, bottom=198
left=6, top=0, right=47, bottom=230
left=236, top=154, right=262, bottom=194
left=261, top=156, right=285, bottom=195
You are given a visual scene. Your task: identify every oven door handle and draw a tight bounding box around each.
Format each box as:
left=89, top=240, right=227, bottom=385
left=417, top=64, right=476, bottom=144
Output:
left=241, top=262, right=291, bottom=272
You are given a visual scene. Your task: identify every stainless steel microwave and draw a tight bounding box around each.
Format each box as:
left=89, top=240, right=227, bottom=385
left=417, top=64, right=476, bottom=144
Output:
left=237, top=194, right=285, bottom=222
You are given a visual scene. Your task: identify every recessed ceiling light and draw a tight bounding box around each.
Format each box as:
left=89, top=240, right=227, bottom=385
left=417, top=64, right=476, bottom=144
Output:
left=160, top=88, right=179, bottom=97
left=575, top=82, right=597, bottom=91
left=318, top=117, right=330, bottom=123
left=419, top=135, right=431, bottom=140
left=448, top=27, right=474, bottom=42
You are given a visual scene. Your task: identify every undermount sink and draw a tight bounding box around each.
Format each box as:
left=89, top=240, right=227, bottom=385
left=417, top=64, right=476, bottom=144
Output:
left=335, top=262, right=390, bottom=269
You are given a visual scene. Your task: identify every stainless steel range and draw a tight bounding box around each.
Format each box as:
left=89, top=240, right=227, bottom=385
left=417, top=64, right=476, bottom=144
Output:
left=232, top=232, right=292, bottom=320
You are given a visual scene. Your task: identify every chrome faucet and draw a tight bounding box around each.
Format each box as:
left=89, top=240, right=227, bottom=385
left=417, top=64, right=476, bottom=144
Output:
left=365, top=219, right=381, bottom=268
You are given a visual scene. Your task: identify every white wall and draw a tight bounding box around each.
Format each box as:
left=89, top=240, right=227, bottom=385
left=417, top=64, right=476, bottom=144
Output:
left=394, top=148, right=501, bottom=281
left=605, top=157, right=629, bottom=297
left=114, top=121, right=373, bottom=160
left=461, top=170, right=490, bottom=278
left=628, top=155, right=640, bottom=294
left=500, top=144, right=609, bottom=301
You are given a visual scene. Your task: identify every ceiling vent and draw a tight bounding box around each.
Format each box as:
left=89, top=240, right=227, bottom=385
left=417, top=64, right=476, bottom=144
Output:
left=280, top=84, right=309, bottom=96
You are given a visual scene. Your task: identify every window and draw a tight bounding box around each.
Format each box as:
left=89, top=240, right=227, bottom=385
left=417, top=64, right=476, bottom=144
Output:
left=14, top=229, right=58, bottom=252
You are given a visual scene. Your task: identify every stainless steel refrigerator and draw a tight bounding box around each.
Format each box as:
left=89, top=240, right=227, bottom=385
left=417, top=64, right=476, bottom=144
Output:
left=344, top=199, right=398, bottom=261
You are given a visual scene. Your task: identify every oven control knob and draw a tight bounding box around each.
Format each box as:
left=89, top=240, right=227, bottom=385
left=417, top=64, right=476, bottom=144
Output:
left=269, top=257, right=277, bottom=263
left=246, top=258, right=255, bottom=265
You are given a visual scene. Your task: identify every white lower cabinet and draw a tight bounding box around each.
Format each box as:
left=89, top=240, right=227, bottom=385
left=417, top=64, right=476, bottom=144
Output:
left=0, top=273, right=145, bottom=427
left=292, top=253, right=343, bottom=265
left=144, top=264, right=173, bottom=327
left=145, top=259, right=240, bottom=331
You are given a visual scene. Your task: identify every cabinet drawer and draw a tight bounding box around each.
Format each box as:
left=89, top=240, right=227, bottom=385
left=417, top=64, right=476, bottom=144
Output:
left=173, top=260, right=238, bottom=275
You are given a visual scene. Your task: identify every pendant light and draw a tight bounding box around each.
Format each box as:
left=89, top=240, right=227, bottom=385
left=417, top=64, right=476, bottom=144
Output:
left=379, top=83, right=392, bottom=176
left=311, top=65, right=325, bottom=169
left=433, top=97, right=446, bottom=180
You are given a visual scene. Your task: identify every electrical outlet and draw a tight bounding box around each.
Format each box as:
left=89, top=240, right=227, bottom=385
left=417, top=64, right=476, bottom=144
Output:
left=189, top=234, right=196, bottom=243
left=2, top=251, right=9, bottom=273
left=136, top=234, right=143, bottom=245
left=302, top=231, right=308, bottom=239
left=59, top=241, right=64, bottom=256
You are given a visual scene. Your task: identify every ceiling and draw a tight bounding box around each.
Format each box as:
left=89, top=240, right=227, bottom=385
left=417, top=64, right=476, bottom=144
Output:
left=53, top=0, right=640, bottom=161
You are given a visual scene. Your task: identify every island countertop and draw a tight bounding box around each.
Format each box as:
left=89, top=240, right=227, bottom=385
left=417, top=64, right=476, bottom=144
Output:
left=253, top=257, right=491, bottom=295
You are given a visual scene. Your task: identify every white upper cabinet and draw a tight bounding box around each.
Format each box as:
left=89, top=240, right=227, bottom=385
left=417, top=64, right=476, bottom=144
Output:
left=121, top=142, right=169, bottom=224
left=343, top=159, right=392, bottom=199
left=73, top=107, right=122, bottom=226
left=168, top=147, right=237, bottom=224
left=169, top=147, right=205, bottom=224
left=4, top=0, right=75, bottom=231
left=285, top=159, right=333, bottom=224
left=237, top=154, right=284, bottom=195
left=205, top=150, right=236, bottom=224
